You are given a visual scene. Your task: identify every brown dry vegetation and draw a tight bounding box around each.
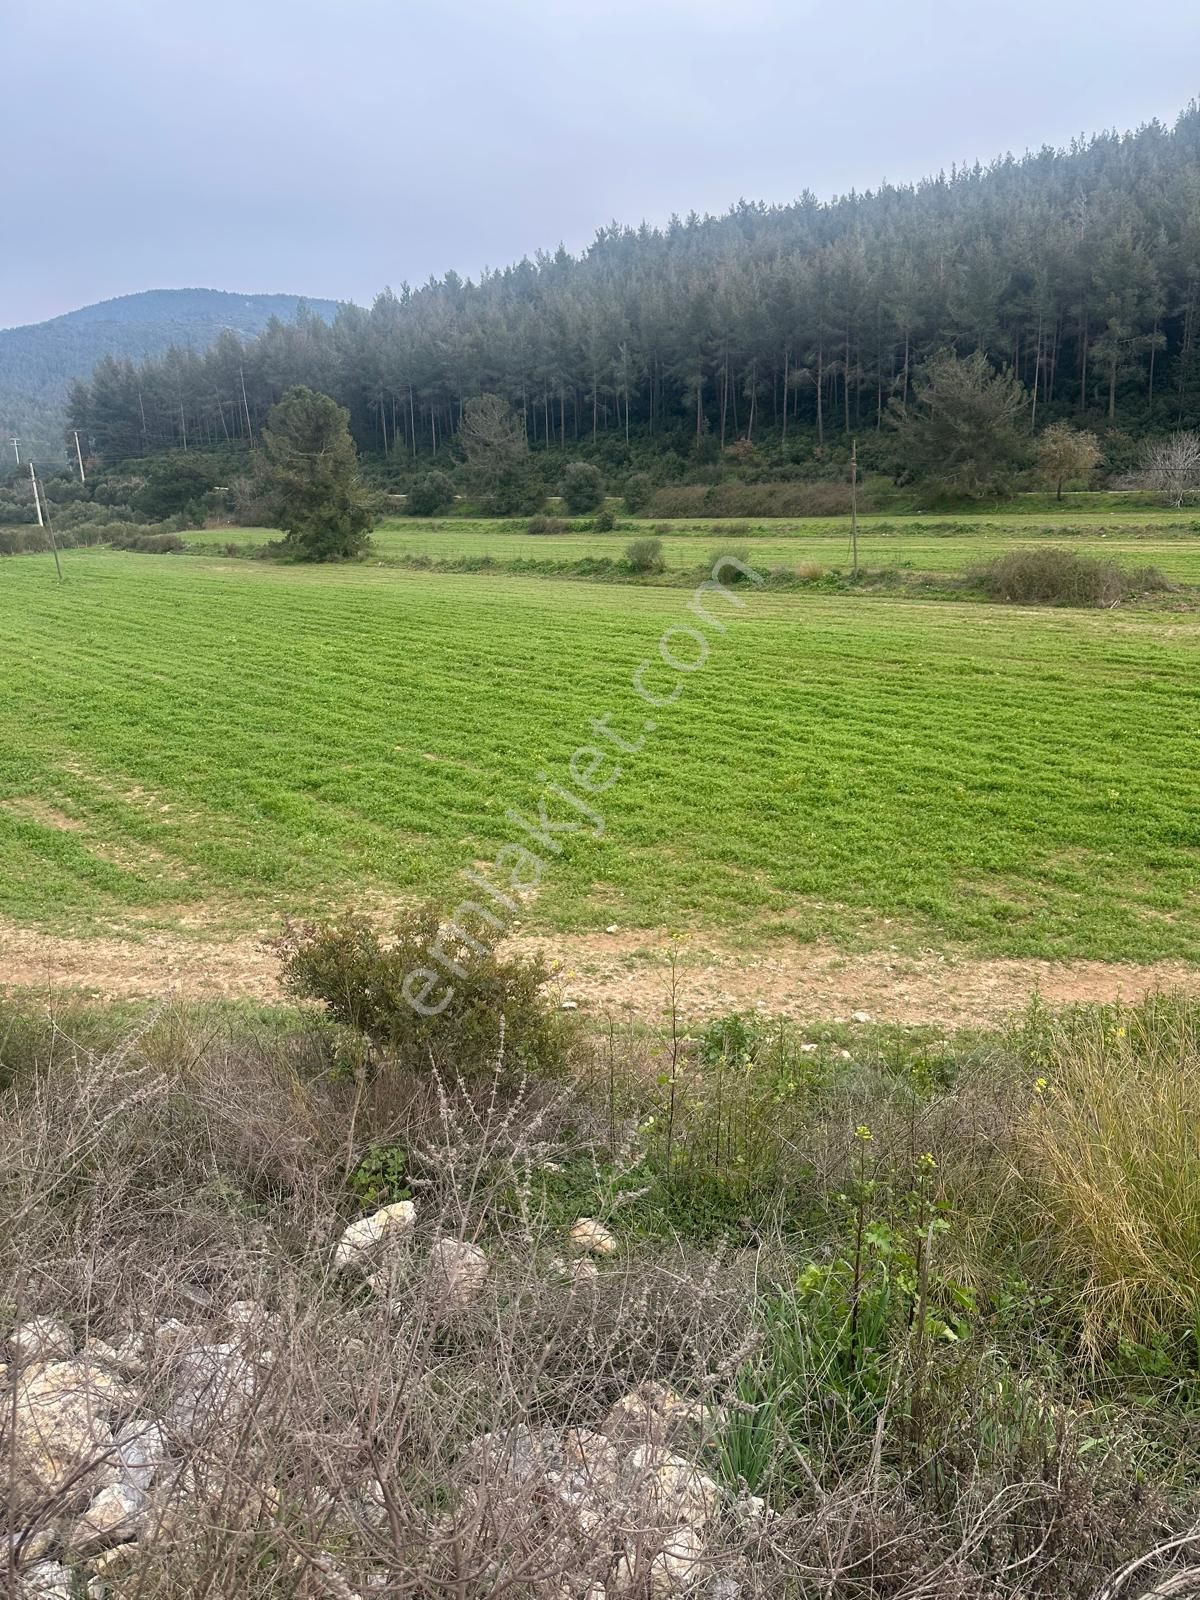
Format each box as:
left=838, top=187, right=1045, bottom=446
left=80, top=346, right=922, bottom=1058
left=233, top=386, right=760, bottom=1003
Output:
left=3, top=974, right=1200, bottom=1598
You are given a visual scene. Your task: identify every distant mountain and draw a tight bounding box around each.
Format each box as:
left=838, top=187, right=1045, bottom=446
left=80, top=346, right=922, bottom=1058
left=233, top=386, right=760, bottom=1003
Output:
left=0, top=288, right=342, bottom=462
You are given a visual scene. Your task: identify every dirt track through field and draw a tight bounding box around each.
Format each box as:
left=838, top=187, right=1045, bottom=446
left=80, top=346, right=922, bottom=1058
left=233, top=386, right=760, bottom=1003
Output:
left=3, top=919, right=1199, bottom=1028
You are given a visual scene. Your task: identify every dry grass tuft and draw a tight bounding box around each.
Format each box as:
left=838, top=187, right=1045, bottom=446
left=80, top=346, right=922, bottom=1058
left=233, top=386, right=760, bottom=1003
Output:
left=1022, top=996, right=1200, bottom=1351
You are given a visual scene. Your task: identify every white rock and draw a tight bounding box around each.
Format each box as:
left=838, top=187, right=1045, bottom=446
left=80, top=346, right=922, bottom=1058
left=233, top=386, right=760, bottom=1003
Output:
left=164, top=1342, right=264, bottom=1438
left=548, top=1254, right=600, bottom=1286
left=87, top=1331, right=147, bottom=1379
left=707, top=1578, right=743, bottom=1600
left=629, top=1445, right=722, bottom=1530
left=225, top=1298, right=272, bottom=1328
left=113, top=1417, right=168, bottom=1490
left=800, top=1042, right=819, bottom=1053
left=151, top=1318, right=195, bottom=1354
left=68, top=1480, right=148, bottom=1555
left=649, top=1522, right=708, bottom=1595
left=19, top=1560, right=74, bottom=1599
left=605, top=924, right=620, bottom=934
left=613, top=1522, right=708, bottom=1597
left=851, top=1010, right=871, bottom=1024
left=1, top=1527, right=55, bottom=1563
left=429, top=1238, right=488, bottom=1310
left=569, top=1217, right=617, bottom=1257
left=335, top=1201, right=417, bottom=1271
left=602, top=1383, right=709, bottom=1446
left=7, top=1317, right=73, bottom=1365
left=8, top=1360, right=133, bottom=1510
left=560, top=999, right=579, bottom=1011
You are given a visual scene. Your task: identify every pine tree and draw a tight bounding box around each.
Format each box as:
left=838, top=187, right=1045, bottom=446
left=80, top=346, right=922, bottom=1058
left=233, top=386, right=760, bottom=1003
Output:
left=256, top=387, right=374, bottom=561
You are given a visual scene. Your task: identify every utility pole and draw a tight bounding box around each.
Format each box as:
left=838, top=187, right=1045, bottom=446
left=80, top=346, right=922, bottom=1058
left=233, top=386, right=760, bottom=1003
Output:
left=239, top=366, right=254, bottom=443
left=29, top=462, right=43, bottom=528
left=73, top=430, right=87, bottom=483
left=850, top=437, right=859, bottom=578
left=33, top=467, right=63, bottom=581
left=10, top=437, right=19, bottom=465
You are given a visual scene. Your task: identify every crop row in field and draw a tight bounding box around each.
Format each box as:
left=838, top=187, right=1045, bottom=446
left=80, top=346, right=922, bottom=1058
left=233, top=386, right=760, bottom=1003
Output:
left=2, top=548, right=1199, bottom=958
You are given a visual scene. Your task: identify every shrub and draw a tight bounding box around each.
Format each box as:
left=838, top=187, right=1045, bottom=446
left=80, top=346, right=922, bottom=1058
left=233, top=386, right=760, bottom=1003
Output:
left=625, top=536, right=665, bottom=573
left=406, top=470, right=457, bottom=516
left=707, top=545, right=751, bottom=580
left=107, top=530, right=186, bottom=553
left=967, top=547, right=1169, bottom=607
left=278, top=906, right=576, bottom=1077
left=647, top=482, right=858, bottom=518
left=622, top=471, right=654, bottom=513
left=592, top=507, right=615, bottom=532
left=527, top=514, right=567, bottom=536
left=559, top=461, right=605, bottom=514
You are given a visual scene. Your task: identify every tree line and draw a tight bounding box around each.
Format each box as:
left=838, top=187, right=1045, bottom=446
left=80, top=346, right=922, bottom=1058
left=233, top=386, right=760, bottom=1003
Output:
left=67, top=107, right=1200, bottom=470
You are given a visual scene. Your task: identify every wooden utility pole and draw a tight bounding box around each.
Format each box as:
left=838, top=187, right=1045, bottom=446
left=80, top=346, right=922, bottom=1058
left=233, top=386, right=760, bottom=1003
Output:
left=850, top=437, right=859, bottom=578
left=73, top=430, right=87, bottom=483
left=239, top=367, right=254, bottom=443
left=33, top=467, right=62, bottom=581
left=29, top=462, right=43, bottom=528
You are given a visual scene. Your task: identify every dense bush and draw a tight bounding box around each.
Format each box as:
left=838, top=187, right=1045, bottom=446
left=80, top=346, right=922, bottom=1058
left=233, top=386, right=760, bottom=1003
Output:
left=405, top=469, right=457, bottom=516
left=559, top=460, right=605, bottom=514
left=527, top=514, right=567, bottom=535
left=134, top=453, right=231, bottom=519
left=592, top=506, right=615, bottom=532
left=625, top=535, right=665, bottom=573
left=647, top=480, right=858, bottom=518
left=279, top=906, right=576, bottom=1076
left=968, top=547, right=1169, bottom=606
left=106, top=530, right=186, bottom=553
left=622, top=471, right=654, bottom=513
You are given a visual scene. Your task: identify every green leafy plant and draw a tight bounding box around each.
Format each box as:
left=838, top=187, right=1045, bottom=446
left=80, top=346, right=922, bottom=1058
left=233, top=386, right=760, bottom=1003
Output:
left=348, top=1142, right=410, bottom=1209
left=278, top=906, right=576, bottom=1077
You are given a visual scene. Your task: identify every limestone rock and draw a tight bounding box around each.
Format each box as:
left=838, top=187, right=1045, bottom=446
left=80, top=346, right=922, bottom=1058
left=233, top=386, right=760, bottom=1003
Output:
left=335, top=1201, right=417, bottom=1271
left=86, top=1332, right=147, bottom=1379
left=67, top=1480, right=149, bottom=1555
left=601, top=1383, right=710, bottom=1447
left=113, top=1417, right=168, bottom=1491
left=429, top=1238, right=488, bottom=1310
left=7, top=1360, right=134, bottom=1510
left=164, top=1342, right=265, bottom=1438
left=569, top=1218, right=617, bottom=1257
left=19, top=1560, right=74, bottom=1599
left=8, top=1317, right=74, bottom=1366
left=628, top=1444, right=722, bottom=1531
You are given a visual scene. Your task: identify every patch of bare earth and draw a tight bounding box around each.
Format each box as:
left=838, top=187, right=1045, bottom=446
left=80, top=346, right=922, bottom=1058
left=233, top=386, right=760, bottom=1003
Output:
left=2, top=919, right=1199, bottom=1027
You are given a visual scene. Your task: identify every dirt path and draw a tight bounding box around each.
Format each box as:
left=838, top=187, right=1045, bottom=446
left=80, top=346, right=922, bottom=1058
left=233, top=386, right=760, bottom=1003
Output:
left=3, top=919, right=1199, bottom=1028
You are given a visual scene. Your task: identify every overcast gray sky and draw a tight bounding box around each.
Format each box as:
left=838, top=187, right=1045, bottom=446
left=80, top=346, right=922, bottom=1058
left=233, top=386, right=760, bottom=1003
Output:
left=4, top=0, right=1198, bottom=328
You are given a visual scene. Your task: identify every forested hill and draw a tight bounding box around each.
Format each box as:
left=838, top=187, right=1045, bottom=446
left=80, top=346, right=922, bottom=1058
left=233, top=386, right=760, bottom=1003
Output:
left=1, top=289, right=340, bottom=461
left=71, top=107, right=1200, bottom=468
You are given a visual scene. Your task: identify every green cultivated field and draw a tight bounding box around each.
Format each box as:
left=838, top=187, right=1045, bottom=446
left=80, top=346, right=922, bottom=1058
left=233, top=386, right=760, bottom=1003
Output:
left=2, top=547, right=1199, bottom=958
left=186, top=512, right=1200, bottom=582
